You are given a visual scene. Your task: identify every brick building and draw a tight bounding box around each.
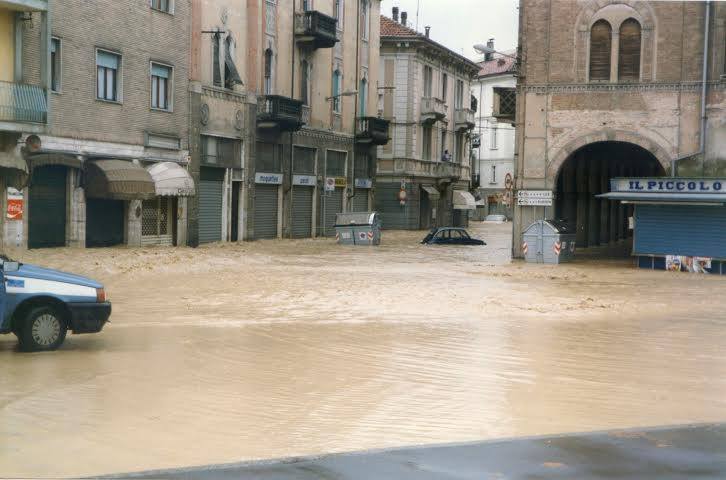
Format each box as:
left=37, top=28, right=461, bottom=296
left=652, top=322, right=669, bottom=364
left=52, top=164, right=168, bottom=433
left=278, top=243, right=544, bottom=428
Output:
left=513, top=0, right=726, bottom=257
left=2, top=0, right=191, bottom=249
left=376, top=10, right=479, bottom=230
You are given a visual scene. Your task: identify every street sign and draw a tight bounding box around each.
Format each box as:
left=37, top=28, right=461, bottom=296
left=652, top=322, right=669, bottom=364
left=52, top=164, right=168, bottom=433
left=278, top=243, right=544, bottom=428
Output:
left=517, top=190, right=553, bottom=206
left=255, top=172, right=283, bottom=184
left=324, top=177, right=336, bottom=192
left=292, top=175, right=316, bottom=186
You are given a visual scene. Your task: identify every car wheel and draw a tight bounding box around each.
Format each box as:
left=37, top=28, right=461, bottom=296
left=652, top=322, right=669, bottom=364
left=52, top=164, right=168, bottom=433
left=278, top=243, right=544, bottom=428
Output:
left=18, top=305, right=67, bottom=352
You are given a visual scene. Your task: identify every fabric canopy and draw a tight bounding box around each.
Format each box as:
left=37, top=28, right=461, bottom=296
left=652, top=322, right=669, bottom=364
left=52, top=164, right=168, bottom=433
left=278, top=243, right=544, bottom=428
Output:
left=597, top=192, right=726, bottom=206
left=0, top=147, right=29, bottom=190
left=27, top=152, right=83, bottom=170
left=224, top=50, right=243, bottom=88
left=146, top=162, right=195, bottom=197
left=421, top=184, right=440, bottom=200
left=84, top=159, right=155, bottom=200
left=453, top=190, right=477, bottom=210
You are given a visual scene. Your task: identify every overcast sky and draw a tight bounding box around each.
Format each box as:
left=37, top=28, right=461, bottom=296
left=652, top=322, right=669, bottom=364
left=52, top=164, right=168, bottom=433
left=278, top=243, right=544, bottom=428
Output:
left=379, top=0, right=519, bottom=61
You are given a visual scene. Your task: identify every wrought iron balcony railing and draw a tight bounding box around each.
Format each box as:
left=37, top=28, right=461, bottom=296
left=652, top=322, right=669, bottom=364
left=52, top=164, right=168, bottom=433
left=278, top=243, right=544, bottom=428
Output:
left=356, top=117, right=390, bottom=145
left=454, top=108, right=475, bottom=131
left=257, top=95, right=305, bottom=132
left=295, top=11, right=338, bottom=49
left=420, top=97, right=446, bottom=124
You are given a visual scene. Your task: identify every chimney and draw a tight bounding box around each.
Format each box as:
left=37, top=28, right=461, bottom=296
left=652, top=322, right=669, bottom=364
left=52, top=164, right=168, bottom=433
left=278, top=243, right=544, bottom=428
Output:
left=485, top=38, right=495, bottom=62
left=401, top=11, right=407, bottom=26
left=425, top=26, right=431, bottom=38
left=392, top=6, right=399, bottom=22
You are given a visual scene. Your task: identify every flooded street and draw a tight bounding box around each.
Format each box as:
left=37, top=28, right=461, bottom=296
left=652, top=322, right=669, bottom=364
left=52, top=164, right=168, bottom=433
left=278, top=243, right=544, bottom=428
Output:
left=2, top=222, right=726, bottom=478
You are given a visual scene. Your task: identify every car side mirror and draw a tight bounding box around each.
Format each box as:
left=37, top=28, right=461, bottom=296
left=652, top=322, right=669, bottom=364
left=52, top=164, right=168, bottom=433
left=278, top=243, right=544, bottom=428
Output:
left=1, top=261, right=19, bottom=273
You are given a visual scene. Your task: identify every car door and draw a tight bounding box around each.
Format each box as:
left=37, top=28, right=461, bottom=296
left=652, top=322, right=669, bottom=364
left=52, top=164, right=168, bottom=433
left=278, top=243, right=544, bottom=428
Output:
left=449, top=230, right=464, bottom=245
left=433, top=229, right=448, bottom=244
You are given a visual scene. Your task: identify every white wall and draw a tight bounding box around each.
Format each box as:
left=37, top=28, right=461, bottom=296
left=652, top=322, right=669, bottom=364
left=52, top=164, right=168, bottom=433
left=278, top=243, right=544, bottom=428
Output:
left=471, top=73, right=516, bottom=188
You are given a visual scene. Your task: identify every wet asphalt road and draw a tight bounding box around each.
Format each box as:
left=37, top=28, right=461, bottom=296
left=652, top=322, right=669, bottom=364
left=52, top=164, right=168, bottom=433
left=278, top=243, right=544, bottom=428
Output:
left=97, top=424, right=726, bottom=480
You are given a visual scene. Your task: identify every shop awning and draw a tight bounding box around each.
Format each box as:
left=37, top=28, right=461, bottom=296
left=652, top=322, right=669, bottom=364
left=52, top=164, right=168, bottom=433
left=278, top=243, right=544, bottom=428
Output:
left=146, top=162, right=195, bottom=197
left=598, top=192, right=726, bottom=206
left=453, top=190, right=477, bottom=210
left=422, top=184, right=440, bottom=200
left=0, top=147, right=29, bottom=189
left=84, top=159, right=155, bottom=200
left=27, top=151, right=84, bottom=170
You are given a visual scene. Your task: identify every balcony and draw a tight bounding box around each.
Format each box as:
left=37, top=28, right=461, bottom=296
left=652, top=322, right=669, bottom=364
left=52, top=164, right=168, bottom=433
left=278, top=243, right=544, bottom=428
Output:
left=377, top=157, right=469, bottom=181
left=356, top=117, right=390, bottom=145
left=492, top=87, right=516, bottom=124
left=295, top=11, right=338, bottom=50
left=420, top=97, right=446, bottom=124
left=455, top=108, right=475, bottom=131
left=257, top=95, right=305, bottom=132
left=1, top=0, right=47, bottom=10
left=0, top=81, right=47, bottom=125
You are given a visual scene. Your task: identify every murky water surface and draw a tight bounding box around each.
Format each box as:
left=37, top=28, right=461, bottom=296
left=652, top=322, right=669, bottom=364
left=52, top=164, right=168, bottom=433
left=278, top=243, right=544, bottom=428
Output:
left=2, top=223, right=726, bottom=478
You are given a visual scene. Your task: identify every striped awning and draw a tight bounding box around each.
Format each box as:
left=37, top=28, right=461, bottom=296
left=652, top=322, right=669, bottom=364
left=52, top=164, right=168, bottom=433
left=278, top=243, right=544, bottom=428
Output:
left=27, top=151, right=83, bottom=170
left=422, top=184, right=440, bottom=200
left=84, top=159, right=155, bottom=200
left=0, top=147, right=29, bottom=189
left=453, top=190, right=477, bottom=210
left=146, top=162, right=195, bottom=197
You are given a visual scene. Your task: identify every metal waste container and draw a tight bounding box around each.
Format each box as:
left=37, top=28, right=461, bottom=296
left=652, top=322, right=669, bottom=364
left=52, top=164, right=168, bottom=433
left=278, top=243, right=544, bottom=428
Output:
left=522, top=219, right=576, bottom=264
left=334, top=212, right=381, bottom=246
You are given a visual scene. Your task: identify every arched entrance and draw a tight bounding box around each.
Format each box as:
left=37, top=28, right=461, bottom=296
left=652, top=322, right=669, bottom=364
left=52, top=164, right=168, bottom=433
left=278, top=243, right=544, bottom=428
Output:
left=554, top=141, right=666, bottom=253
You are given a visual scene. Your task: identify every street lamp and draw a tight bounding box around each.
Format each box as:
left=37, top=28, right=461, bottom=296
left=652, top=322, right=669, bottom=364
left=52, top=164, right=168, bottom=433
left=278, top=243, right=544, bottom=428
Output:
left=325, top=90, right=358, bottom=101
left=473, top=44, right=518, bottom=60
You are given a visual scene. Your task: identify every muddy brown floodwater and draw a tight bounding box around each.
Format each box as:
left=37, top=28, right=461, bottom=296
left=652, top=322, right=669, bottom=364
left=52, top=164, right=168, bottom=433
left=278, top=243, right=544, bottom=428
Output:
left=2, top=222, right=726, bottom=478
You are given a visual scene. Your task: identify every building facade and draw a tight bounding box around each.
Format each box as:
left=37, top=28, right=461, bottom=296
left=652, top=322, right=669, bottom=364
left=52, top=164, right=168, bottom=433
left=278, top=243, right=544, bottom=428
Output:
left=2, top=0, right=192, bottom=250
left=513, top=0, right=726, bottom=257
left=188, top=0, right=386, bottom=245
left=377, top=10, right=479, bottom=230
left=471, top=42, right=516, bottom=220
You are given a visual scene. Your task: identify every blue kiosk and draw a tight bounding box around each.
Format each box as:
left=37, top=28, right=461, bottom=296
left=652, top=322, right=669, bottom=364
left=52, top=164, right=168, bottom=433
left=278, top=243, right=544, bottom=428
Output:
left=598, top=178, right=726, bottom=275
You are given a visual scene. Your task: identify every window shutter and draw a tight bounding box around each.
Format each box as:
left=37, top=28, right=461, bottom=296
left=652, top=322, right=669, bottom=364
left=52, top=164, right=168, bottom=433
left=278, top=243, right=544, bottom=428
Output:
left=618, top=19, right=641, bottom=82
left=97, top=51, right=119, bottom=69
left=152, top=64, right=170, bottom=78
left=589, top=20, right=611, bottom=81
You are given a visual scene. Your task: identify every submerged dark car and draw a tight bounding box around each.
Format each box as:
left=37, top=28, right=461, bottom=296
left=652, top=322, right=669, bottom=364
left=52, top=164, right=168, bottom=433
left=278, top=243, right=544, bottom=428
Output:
left=421, top=227, right=486, bottom=246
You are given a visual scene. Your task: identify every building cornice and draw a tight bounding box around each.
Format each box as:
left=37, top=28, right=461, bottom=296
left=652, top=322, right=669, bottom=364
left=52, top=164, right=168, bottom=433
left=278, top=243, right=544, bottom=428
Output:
left=522, top=81, right=726, bottom=94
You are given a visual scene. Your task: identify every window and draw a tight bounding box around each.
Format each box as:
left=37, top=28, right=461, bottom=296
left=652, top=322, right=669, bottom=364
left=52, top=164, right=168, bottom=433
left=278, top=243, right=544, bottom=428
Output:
left=455, top=79, right=464, bottom=108
left=50, top=38, right=61, bottom=92
left=326, top=150, right=347, bottom=176
left=490, top=119, right=498, bottom=149
left=354, top=152, right=372, bottom=178
left=264, top=48, right=273, bottom=95
left=440, top=130, right=447, bottom=160
left=224, top=36, right=242, bottom=89
left=203, top=136, right=242, bottom=168
left=301, top=59, right=309, bottom=105
left=490, top=165, right=497, bottom=184
left=334, top=0, right=343, bottom=28
left=151, top=63, right=172, bottom=111
left=360, top=0, right=369, bottom=41
left=151, top=0, right=172, bottom=13
left=441, top=73, right=448, bottom=102
left=618, top=18, right=641, bottom=82
left=96, top=50, right=120, bottom=102
left=256, top=142, right=282, bottom=172
left=423, top=65, right=433, bottom=97
left=302, top=0, right=312, bottom=11
left=589, top=19, right=612, bottom=81
left=455, top=133, right=464, bottom=163
left=359, top=77, right=367, bottom=116
left=422, top=125, right=432, bottom=160
left=332, top=69, right=342, bottom=112
left=294, top=146, right=316, bottom=174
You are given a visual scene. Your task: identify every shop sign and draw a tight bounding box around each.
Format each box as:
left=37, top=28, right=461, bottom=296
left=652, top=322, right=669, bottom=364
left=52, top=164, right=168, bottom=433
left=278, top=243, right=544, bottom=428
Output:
left=334, top=177, right=347, bottom=188
left=612, top=178, right=726, bottom=193
left=666, top=255, right=714, bottom=274
left=292, top=175, right=316, bottom=186
left=355, top=178, right=373, bottom=189
left=255, top=172, right=283, bottom=184
left=517, top=190, right=553, bottom=206
left=324, top=177, right=335, bottom=192
left=6, top=188, right=23, bottom=220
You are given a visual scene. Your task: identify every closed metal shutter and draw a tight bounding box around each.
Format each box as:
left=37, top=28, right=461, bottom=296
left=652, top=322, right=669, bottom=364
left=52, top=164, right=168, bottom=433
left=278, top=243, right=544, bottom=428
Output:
left=634, top=204, right=726, bottom=258
left=29, top=165, right=67, bottom=248
left=352, top=191, right=369, bottom=212
left=291, top=186, right=313, bottom=238
left=323, top=188, right=344, bottom=236
left=374, top=183, right=420, bottom=230
left=254, top=184, right=279, bottom=239
left=199, top=167, right=224, bottom=244
left=86, top=198, right=124, bottom=247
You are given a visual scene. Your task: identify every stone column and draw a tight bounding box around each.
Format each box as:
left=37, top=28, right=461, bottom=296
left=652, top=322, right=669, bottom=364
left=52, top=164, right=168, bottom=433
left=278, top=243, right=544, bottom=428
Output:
left=67, top=169, right=86, bottom=248
left=127, top=200, right=142, bottom=247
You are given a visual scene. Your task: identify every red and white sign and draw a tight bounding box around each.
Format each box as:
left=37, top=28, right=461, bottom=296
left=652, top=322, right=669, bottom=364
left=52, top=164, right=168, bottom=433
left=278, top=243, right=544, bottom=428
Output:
left=553, top=241, right=561, bottom=256
left=522, top=241, right=528, bottom=255
left=6, top=188, right=23, bottom=221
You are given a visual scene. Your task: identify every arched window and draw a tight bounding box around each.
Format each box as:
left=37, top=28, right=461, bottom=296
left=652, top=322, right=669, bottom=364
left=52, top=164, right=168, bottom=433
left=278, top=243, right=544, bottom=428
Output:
left=360, top=0, right=369, bottom=41
left=300, top=59, right=309, bottom=105
left=332, top=69, right=342, bottom=112
left=359, top=77, right=367, bottom=116
left=264, top=48, right=273, bottom=94
left=589, top=20, right=612, bottom=81
left=618, top=18, right=641, bottom=82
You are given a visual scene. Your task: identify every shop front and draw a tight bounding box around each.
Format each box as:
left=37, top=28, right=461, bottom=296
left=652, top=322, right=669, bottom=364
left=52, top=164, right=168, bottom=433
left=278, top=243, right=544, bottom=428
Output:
left=291, top=146, right=317, bottom=238
left=83, top=159, right=155, bottom=247
left=599, top=178, right=726, bottom=275
left=142, top=162, right=195, bottom=246
left=322, top=150, right=347, bottom=237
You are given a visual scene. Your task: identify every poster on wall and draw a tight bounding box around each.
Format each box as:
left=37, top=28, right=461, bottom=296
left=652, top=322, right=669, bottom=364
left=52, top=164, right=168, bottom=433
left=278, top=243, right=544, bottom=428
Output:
left=666, top=255, right=713, bottom=274
left=6, top=187, right=23, bottom=220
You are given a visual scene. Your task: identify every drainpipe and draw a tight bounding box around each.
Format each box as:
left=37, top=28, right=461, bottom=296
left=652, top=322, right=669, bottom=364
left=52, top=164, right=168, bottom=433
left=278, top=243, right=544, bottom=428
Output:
left=672, top=0, right=710, bottom=176
left=349, top=0, right=362, bottom=206
left=288, top=0, right=297, bottom=238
